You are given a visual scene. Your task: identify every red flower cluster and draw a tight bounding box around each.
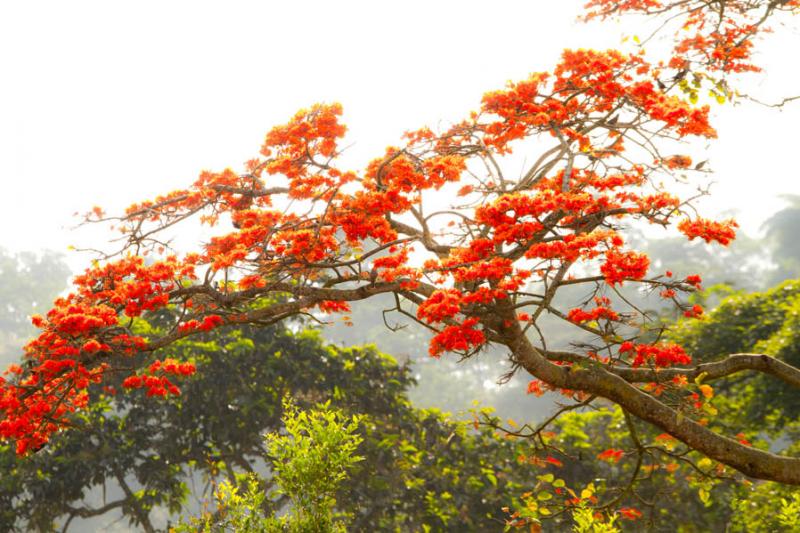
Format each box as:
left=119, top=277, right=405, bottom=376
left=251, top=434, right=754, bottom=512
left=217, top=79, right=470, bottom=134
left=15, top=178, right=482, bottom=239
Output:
left=179, top=314, right=225, bottom=333
left=567, top=305, right=619, bottom=324
left=0, top=252, right=205, bottom=452
left=683, top=304, right=704, bottom=319
left=429, top=318, right=485, bottom=357
left=619, top=507, right=644, bottom=520
left=417, top=289, right=463, bottom=324
left=663, top=155, right=692, bottom=169
left=317, top=301, right=352, bottom=314
left=685, top=274, right=702, bottom=288
left=678, top=218, right=738, bottom=246
left=601, top=250, right=650, bottom=285
left=597, top=448, right=625, bottom=462
left=545, top=456, right=563, bottom=467
left=620, top=342, right=692, bottom=367
left=122, top=358, right=196, bottom=397
left=261, top=103, right=348, bottom=198
left=526, top=379, right=545, bottom=397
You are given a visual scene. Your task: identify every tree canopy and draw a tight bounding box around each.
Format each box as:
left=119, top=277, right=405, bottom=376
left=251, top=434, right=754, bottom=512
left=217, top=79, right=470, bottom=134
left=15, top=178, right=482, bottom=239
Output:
left=1, top=313, right=544, bottom=531
left=2, top=0, right=800, bottom=497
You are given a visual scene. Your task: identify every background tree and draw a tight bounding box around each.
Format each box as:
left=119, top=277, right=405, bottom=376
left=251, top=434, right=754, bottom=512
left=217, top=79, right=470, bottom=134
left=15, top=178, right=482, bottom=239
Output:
left=173, top=398, right=365, bottom=533
left=762, top=195, right=800, bottom=286
left=1, top=313, right=547, bottom=532
left=0, top=249, right=70, bottom=368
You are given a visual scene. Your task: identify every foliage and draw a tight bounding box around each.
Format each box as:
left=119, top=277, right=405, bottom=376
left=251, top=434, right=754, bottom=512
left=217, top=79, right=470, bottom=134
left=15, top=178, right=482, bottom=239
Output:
left=0, top=319, right=404, bottom=531
left=175, top=399, right=363, bottom=533
left=571, top=507, right=621, bottom=533
left=496, top=405, right=734, bottom=532
left=729, top=482, right=800, bottom=533
left=670, top=279, right=800, bottom=431
left=0, top=316, right=545, bottom=531
left=183, top=475, right=275, bottom=533
left=266, top=398, right=363, bottom=530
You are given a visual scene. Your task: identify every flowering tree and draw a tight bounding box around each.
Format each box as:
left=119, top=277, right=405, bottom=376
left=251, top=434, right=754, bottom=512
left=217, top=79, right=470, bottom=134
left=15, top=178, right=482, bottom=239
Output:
left=2, top=0, right=799, bottom=487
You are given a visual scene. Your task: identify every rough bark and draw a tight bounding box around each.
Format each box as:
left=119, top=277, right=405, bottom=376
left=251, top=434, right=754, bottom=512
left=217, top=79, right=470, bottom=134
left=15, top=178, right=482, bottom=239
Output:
left=506, top=327, right=800, bottom=485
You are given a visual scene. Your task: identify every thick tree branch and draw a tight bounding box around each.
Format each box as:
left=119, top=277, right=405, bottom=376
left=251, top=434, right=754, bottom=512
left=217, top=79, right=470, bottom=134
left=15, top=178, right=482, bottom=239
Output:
left=501, top=318, right=800, bottom=485
left=544, top=350, right=800, bottom=389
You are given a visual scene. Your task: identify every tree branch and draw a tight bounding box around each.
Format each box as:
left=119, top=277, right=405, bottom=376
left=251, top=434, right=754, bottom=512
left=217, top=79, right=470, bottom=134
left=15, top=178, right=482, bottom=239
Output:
left=502, top=317, right=800, bottom=484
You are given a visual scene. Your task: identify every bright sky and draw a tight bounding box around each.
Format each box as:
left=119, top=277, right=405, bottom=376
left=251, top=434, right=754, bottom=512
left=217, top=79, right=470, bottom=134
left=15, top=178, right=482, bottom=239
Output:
left=0, top=0, right=798, bottom=270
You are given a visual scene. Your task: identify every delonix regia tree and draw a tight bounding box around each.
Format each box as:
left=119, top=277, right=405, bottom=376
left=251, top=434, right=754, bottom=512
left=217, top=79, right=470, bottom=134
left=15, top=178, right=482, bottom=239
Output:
left=2, top=0, right=799, bottom=486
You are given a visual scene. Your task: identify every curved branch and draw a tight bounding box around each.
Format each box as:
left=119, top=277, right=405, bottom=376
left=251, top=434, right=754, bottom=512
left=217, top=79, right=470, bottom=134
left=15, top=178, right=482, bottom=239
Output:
left=388, top=218, right=452, bottom=256
left=544, top=350, right=800, bottom=389
left=504, top=322, right=800, bottom=484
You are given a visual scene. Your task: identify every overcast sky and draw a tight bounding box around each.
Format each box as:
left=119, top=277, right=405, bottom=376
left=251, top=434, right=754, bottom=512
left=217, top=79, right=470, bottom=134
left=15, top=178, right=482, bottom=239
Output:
left=0, top=0, right=798, bottom=269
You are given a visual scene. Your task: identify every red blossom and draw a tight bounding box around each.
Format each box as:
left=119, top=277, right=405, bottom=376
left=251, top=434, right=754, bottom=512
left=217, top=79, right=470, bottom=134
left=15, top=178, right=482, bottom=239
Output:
left=567, top=305, right=619, bottom=323
left=318, top=301, right=352, bottom=314
left=685, top=274, right=702, bottom=288
left=621, top=342, right=692, bottom=368
left=678, top=218, right=738, bottom=246
left=601, top=250, right=650, bottom=285
left=429, top=318, right=485, bottom=357
left=683, top=304, right=704, bottom=318
left=597, top=448, right=625, bottom=462
left=527, top=379, right=545, bottom=397
left=545, top=456, right=564, bottom=467
left=618, top=507, right=643, bottom=520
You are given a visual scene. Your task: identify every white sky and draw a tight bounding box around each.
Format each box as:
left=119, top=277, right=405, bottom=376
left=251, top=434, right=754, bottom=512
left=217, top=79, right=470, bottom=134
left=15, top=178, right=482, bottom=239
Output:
left=0, top=0, right=798, bottom=270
